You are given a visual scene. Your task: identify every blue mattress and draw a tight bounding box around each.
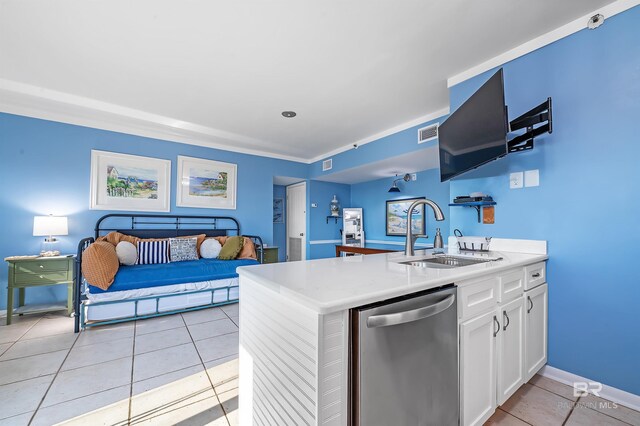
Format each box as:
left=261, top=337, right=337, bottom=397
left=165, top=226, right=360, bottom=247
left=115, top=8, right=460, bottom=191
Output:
left=88, top=258, right=259, bottom=294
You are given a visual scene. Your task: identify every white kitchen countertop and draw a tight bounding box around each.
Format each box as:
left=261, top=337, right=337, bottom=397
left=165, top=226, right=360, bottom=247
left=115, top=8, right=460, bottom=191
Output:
left=237, top=248, right=548, bottom=314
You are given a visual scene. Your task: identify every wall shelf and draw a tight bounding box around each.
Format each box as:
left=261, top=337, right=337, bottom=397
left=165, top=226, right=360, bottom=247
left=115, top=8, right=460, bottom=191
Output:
left=449, top=201, right=497, bottom=223
left=326, top=216, right=342, bottom=224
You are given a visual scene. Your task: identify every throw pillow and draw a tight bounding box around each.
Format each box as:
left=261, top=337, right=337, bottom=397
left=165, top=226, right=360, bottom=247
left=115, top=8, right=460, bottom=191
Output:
left=98, top=231, right=140, bottom=247
left=236, top=237, right=258, bottom=260
left=217, top=236, right=245, bottom=260
left=81, top=241, right=120, bottom=291
left=200, top=238, right=222, bottom=259
left=136, top=240, right=169, bottom=265
left=169, top=237, right=198, bottom=262
left=115, top=241, right=137, bottom=265
left=173, top=234, right=206, bottom=257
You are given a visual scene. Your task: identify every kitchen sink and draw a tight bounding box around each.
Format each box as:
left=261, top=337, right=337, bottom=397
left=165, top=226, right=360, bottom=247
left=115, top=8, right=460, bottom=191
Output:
left=399, top=255, right=501, bottom=269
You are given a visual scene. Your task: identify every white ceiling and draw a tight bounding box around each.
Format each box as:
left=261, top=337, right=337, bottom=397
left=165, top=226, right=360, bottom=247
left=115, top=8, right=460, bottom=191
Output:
left=0, top=0, right=618, bottom=161
left=315, top=145, right=439, bottom=184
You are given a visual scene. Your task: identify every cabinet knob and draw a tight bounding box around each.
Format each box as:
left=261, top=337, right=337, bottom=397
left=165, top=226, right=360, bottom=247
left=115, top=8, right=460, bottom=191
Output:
left=531, top=272, right=541, bottom=278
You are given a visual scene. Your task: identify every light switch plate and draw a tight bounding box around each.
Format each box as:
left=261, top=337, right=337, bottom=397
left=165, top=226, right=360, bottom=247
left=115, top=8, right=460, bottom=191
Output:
left=510, top=172, right=524, bottom=189
left=525, top=169, right=540, bottom=187
left=411, top=173, right=417, bottom=181
left=311, top=203, right=318, bottom=208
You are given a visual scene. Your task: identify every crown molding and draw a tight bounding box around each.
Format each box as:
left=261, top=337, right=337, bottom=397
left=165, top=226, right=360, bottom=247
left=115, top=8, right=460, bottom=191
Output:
left=0, top=78, right=309, bottom=163
left=448, top=0, right=640, bottom=87
left=0, top=76, right=449, bottom=165
left=308, top=107, right=449, bottom=164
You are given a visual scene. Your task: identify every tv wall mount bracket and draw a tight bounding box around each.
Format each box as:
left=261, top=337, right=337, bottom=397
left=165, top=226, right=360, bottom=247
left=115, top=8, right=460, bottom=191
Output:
left=507, top=97, right=552, bottom=153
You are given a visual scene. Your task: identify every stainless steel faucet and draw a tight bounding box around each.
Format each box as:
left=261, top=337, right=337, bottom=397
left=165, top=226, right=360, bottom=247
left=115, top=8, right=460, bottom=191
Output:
left=405, top=199, right=445, bottom=256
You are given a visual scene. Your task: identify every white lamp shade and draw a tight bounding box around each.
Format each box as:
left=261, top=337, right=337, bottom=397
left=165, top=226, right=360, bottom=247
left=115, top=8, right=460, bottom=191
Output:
left=33, top=216, right=68, bottom=237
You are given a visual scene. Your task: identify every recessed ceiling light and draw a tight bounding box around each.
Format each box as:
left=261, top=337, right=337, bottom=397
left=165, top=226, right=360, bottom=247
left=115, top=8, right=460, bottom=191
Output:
left=281, top=111, right=297, bottom=118
left=587, top=14, right=605, bottom=30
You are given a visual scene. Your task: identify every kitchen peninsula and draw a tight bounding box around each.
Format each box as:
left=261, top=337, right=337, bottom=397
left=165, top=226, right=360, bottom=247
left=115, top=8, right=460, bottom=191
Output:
left=237, top=238, right=548, bottom=426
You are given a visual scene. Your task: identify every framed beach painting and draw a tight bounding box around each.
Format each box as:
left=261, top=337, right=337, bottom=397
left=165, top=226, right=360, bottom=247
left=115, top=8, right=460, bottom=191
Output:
left=273, top=198, right=284, bottom=223
left=176, top=156, right=237, bottom=209
left=90, top=150, right=171, bottom=212
left=386, top=197, right=426, bottom=236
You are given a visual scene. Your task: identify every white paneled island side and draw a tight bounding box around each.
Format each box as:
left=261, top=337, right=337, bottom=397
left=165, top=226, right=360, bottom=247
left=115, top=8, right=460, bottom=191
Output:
left=237, top=239, right=548, bottom=426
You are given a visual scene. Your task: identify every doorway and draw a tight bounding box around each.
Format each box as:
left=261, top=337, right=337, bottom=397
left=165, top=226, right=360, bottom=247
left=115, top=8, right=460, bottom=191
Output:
left=286, top=181, right=307, bottom=261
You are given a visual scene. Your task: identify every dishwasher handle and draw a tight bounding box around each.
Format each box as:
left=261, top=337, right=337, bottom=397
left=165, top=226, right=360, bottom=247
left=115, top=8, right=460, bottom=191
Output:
left=366, top=294, right=455, bottom=328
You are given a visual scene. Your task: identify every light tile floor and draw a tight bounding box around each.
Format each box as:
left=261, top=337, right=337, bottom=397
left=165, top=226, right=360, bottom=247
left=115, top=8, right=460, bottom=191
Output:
left=1, top=305, right=638, bottom=426
left=486, top=374, right=640, bottom=426
left=0, top=305, right=239, bottom=425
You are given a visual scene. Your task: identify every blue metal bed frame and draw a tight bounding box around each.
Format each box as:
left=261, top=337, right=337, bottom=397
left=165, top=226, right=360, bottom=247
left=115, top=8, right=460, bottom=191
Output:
left=74, top=214, right=263, bottom=333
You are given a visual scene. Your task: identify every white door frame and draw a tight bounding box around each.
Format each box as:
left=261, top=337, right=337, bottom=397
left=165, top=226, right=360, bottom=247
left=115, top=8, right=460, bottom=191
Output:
left=286, top=181, right=307, bottom=261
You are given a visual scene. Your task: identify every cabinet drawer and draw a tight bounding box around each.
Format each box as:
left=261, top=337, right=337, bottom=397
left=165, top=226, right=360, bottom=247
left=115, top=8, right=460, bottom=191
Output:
left=497, top=269, right=524, bottom=303
left=524, top=262, right=546, bottom=290
left=458, top=277, right=498, bottom=320
left=15, top=259, right=70, bottom=274
left=14, top=271, right=71, bottom=285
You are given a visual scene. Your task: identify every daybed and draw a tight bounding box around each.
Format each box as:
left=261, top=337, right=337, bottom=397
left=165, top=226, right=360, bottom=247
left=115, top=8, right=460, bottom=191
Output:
left=74, top=214, right=263, bottom=332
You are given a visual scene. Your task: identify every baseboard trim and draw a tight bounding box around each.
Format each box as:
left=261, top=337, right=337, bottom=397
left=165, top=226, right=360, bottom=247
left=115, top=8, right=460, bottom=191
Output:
left=540, top=365, right=640, bottom=411
left=308, top=240, right=341, bottom=245
left=366, top=239, right=433, bottom=248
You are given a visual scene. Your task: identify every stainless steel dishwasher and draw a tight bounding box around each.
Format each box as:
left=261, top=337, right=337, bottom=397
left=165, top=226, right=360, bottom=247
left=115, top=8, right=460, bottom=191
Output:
left=349, top=285, right=458, bottom=426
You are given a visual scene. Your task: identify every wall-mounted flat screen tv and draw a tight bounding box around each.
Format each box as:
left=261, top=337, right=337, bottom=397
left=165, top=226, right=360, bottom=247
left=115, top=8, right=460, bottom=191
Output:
left=439, top=68, right=508, bottom=182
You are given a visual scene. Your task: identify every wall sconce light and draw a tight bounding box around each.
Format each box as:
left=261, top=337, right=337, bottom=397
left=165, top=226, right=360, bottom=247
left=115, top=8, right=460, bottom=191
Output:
left=388, top=174, right=411, bottom=193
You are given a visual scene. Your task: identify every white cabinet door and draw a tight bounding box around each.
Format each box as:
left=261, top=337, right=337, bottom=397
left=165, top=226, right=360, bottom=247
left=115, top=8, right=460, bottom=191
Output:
left=524, top=283, right=548, bottom=381
left=461, top=310, right=497, bottom=426
left=497, top=296, right=525, bottom=405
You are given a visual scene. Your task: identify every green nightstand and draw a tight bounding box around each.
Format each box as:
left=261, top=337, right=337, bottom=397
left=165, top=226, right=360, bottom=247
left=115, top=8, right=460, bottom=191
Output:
left=262, top=247, right=279, bottom=264
left=5, top=255, right=75, bottom=325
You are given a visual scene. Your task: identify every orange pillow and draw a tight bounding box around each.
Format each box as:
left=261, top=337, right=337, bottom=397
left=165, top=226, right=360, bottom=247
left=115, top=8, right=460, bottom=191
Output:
left=99, top=232, right=206, bottom=256
left=81, top=241, right=120, bottom=291
left=213, top=236, right=228, bottom=246
left=98, top=231, right=140, bottom=247
left=237, top=237, right=258, bottom=260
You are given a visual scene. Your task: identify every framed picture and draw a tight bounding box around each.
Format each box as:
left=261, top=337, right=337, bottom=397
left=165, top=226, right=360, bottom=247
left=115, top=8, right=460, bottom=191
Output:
left=273, top=198, right=284, bottom=223
left=386, top=197, right=426, bottom=236
left=176, top=156, right=237, bottom=209
left=90, top=150, right=171, bottom=212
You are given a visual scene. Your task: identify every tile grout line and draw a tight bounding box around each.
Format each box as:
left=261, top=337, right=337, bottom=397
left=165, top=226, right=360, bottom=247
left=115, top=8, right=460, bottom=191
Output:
left=496, top=408, right=535, bottom=425
left=561, top=395, right=581, bottom=426
left=529, top=379, right=637, bottom=426
left=0, top=314, right=46, bottom=357
left=128, top=321, right=138, bottom=426
left=179, top=312, right=232, bottom=426
left=27, top=328, right=80, bottom=426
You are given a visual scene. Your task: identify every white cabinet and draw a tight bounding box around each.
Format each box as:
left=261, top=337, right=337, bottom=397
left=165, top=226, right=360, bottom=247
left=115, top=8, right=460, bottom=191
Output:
left=460, top=264, right=547, bottom=426
left=460, top=310, right=497, bottom=426
left=497, top=296, right=525, bottom=405
left=524, top=283, right=548, bottom=381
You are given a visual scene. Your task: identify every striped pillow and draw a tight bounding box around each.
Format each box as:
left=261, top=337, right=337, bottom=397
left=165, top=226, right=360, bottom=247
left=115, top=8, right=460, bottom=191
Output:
left=136, top=240, right=169, bottom=265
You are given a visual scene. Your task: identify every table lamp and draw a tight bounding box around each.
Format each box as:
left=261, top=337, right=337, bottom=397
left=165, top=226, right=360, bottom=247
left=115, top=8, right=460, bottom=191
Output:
left=33, top=215, right=68, bottom=257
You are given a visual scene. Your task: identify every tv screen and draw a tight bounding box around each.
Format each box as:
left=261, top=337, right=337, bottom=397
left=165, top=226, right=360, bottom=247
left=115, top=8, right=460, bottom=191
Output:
left=439, top=69, right=508, bottom=182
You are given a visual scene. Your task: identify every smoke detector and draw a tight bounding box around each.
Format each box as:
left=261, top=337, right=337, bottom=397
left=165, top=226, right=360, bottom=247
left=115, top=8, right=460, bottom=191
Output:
left=587, top=14, right=605, bottom=30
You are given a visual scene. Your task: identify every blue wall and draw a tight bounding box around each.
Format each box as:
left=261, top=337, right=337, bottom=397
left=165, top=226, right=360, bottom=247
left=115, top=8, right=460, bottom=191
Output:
left=350, top=168, right=450, bottom=245
left=308, top=121, right=445, bottom=179
left=2, top=5, right=639, bottom=396
left=272, top=185, right=287, bottom=262
left=448, top=7, right=640, bottom=395
left=307, top=180, right=351, bottom=259
left=0, top=113, right=307, bottom=310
